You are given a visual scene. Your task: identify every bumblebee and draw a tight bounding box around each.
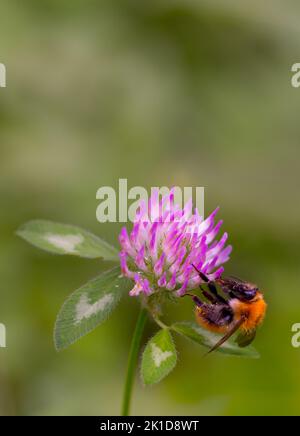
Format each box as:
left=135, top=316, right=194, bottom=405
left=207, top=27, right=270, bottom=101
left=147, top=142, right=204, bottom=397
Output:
left=186, top=266, right=267, bottom=354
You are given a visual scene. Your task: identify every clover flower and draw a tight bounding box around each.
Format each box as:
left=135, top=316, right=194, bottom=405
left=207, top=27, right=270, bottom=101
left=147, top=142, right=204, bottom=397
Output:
left=119, top=189, right=232, bottom=297
left=18, top=189, right=261, bottom=417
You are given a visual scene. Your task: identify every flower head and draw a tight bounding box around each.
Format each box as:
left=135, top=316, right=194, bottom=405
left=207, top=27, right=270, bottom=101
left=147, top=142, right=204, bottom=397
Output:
left=119, top=189, right=232, bottom=297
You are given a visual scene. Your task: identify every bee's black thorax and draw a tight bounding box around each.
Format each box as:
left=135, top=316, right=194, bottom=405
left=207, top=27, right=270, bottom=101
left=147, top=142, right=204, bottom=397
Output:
left=218, top=277, right=258, bottom=301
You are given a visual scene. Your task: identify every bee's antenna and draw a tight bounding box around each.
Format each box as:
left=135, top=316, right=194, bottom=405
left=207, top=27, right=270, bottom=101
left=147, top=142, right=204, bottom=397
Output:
left=191, top=263, right=201, bottom=274
left=191, top=264, right=209, bottom=283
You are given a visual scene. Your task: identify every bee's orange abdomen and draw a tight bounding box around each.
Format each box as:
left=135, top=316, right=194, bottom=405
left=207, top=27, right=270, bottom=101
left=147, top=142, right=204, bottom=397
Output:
left=230, top=292, right=267, bottom=332
left=195, top=307, right=230, bottom=334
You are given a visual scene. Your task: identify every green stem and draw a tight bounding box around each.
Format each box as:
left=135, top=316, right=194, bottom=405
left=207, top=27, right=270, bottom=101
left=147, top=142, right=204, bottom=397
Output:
left=121, top=307, right=147, bottom=416
left=153, top=316, right=169, bottom=330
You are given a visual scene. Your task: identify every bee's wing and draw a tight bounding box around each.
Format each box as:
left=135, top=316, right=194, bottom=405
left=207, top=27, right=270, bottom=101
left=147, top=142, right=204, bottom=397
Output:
left=235, top=329, right=256, bottom=348
left=204, top=317, right=245, bottom=356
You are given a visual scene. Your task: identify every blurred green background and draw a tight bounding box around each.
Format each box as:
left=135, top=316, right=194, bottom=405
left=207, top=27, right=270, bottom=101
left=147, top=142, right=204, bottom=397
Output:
left=1, top=0, right=300, bottom=416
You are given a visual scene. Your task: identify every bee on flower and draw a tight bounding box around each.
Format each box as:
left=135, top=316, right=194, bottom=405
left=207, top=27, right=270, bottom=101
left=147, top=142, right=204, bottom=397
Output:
left=119, top=188, right=266, bottom=353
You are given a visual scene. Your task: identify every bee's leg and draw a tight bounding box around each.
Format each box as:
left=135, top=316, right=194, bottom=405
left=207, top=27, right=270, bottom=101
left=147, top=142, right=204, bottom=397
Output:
left=192, top=265, right=228, bottom=305
left=201, top=289, right=217, bottom=304
left=206, top=282, right=228, bottom=304
left=182, top=293, right=203, bottom=308
left=220, top=285, right=236, bottom=299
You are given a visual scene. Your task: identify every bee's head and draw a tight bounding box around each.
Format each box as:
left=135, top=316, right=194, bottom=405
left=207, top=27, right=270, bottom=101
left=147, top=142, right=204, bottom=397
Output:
left=220, top=276, right=260, bottom=302
left=233, top=283, right=259, bottom=301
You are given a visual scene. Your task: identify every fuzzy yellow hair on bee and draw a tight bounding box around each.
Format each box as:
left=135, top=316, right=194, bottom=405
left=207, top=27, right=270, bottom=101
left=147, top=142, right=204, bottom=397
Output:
left=185, top=267, right=267, bottom=354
